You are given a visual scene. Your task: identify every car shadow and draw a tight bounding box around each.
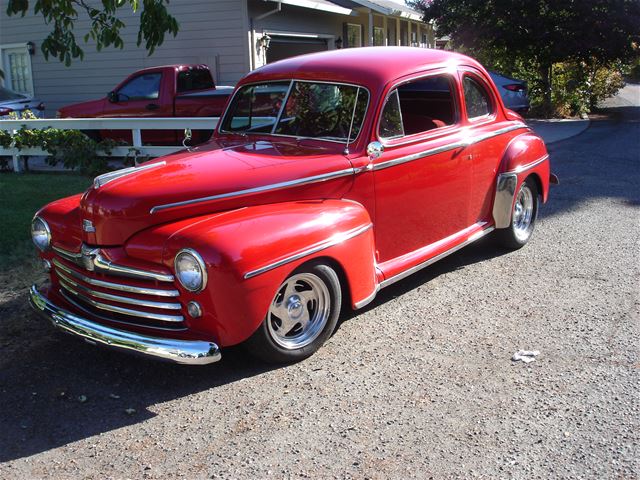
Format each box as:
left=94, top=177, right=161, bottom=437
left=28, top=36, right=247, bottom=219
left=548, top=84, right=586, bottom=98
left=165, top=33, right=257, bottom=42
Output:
left=339, top=234, right=509, bottom=323
left=0, top=297, right=280, bottom=462
left=0, top=235, right=511, bottom=462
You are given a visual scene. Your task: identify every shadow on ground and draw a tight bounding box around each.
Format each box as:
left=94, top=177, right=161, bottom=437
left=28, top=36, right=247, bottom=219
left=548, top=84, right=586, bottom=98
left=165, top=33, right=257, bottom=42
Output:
left=541, top=104, right=640, bottom=219
left=0, top=234, right=506, bottom=462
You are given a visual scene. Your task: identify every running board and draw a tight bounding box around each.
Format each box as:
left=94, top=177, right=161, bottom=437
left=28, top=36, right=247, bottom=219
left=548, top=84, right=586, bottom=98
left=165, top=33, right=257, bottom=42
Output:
left=354, top=226, right=495, bottom=309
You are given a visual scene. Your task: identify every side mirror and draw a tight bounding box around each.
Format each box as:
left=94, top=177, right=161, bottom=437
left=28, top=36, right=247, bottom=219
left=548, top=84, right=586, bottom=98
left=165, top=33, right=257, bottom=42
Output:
left=367, top=141, right=384, bottom=160
left=107, top=91, right=118, bottom=103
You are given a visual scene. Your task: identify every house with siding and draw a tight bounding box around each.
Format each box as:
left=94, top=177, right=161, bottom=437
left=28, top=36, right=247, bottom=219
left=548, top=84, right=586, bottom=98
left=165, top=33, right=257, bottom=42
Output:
left=0, top=0, right=432, bottom=116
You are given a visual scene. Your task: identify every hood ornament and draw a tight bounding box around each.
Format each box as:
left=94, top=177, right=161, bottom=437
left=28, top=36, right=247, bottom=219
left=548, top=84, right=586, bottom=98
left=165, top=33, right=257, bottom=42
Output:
left=80, top=244, right=100, bottom=271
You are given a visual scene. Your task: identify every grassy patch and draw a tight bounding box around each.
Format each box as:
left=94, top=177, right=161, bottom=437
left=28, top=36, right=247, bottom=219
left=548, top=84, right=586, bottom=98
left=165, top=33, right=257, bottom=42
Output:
left=0, top=172, right=91, bottom=270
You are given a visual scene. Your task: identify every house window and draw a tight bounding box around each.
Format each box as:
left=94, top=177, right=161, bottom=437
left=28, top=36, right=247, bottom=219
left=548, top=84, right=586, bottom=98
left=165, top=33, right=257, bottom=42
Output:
left=422, top=34, right=428, bottom=48
left=1, top=45, right=34, bottom=95
left=411, top=31, right=417, bottom=47
left=347, top=24, right=362, bottom=48
left=374, top=27, right=385, bottom=46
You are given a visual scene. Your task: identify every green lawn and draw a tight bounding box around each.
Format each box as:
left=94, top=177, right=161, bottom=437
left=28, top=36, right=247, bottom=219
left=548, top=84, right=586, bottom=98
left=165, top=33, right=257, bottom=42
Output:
left=0, top=172, right=91, bottom=270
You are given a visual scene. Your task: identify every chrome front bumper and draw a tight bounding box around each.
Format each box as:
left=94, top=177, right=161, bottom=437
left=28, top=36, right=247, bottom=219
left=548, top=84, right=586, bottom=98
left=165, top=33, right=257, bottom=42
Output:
left=29, top=285, right=221, bottom=365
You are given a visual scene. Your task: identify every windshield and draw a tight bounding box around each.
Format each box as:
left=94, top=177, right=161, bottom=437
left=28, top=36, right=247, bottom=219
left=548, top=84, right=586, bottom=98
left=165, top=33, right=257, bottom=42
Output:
left=0, top=87, right=26, bottom=101
left=220, top=80, right=369, bottom=143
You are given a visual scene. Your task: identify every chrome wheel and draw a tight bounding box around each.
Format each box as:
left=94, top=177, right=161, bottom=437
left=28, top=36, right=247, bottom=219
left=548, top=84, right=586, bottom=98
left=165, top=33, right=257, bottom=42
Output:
left=266, top=272, right=331, bottom=350
left=512, top=183, right=534, bottom=242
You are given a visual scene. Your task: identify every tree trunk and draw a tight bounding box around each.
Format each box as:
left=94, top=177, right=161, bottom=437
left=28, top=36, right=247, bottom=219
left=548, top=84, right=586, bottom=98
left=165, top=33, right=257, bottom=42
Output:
left=539, top=63, right=553, bottom=115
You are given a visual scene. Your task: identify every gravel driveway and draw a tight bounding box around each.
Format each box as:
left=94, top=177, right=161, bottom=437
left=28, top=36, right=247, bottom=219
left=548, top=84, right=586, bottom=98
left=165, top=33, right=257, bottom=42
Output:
left=1, top=87, right=638, bottom=479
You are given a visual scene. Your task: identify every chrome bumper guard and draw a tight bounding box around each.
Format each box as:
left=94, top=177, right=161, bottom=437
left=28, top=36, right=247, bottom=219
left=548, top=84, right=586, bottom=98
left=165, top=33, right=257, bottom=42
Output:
left=29, top=285, right=221, bottom=365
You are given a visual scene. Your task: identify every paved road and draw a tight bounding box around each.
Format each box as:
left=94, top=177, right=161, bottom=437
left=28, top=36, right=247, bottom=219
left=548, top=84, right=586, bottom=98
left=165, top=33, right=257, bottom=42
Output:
left=1, top=86, right=638, bottom=479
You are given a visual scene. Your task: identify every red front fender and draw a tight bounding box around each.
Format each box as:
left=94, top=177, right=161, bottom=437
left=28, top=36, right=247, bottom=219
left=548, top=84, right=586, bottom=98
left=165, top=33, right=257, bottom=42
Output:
left=130, top=200, right=376, bottom=346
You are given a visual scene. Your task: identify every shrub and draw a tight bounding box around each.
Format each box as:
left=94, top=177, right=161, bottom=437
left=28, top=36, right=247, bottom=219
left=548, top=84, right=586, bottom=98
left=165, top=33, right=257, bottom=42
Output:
left=1, top=111, right=128, bottom=175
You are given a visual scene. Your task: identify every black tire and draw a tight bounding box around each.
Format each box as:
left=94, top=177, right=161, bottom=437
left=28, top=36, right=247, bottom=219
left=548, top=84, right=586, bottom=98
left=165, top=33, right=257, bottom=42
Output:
left=495, top=176, right=539, bottom=250
left=244, top=261, right=342, bottom=363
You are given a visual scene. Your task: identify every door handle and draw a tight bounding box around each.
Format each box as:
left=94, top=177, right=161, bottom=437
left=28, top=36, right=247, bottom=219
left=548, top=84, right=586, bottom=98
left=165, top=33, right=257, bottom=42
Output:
left=145, top=103, right=160, bottom=111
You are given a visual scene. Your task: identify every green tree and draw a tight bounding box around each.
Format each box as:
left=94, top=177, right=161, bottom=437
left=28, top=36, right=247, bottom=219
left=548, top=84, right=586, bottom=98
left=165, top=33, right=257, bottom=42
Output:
left=6, top=0, right=179, bottom=66
left=410, top=0, right=640, bottom=113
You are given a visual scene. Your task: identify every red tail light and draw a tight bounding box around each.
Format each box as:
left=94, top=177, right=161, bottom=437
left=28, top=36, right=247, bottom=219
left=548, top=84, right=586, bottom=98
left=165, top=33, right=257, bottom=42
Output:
left=503, top=84, right=525, bottom=92
left=36, top=102, right=46, bottom=111
left=0, top=107, right=14, bottom=116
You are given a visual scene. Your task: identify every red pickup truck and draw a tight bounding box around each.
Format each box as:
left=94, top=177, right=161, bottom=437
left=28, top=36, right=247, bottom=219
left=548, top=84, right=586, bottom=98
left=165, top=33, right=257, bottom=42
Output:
left=58, top=64, right=233, bottom=145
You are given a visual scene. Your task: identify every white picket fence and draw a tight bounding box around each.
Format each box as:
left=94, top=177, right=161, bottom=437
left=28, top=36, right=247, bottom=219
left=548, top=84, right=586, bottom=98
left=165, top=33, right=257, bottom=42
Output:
left=0, top=117, right=219, bottom=172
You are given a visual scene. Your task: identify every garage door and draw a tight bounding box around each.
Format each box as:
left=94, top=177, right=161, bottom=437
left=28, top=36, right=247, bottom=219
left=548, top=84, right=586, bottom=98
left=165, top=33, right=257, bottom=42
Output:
left=266, top=36, right=328, bottom=64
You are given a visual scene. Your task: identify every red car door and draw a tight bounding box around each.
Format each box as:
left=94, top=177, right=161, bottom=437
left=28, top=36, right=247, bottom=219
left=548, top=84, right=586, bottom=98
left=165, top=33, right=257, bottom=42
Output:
left=461, top=70, right=515, bottom=225
left=372, top=72, right=470, bottom=265
left=101, top=70, right=176, bottom=145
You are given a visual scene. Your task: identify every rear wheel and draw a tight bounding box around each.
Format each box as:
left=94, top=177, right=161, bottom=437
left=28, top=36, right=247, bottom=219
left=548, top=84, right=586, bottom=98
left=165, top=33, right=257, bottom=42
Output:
left=495, top=177, right=539, bottom=249
left=244, top=262, right=342, bottom=363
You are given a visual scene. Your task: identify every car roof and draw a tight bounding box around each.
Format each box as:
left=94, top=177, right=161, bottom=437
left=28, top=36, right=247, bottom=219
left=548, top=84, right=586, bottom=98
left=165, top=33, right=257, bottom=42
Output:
left=240, top=47, right=485, bottom=92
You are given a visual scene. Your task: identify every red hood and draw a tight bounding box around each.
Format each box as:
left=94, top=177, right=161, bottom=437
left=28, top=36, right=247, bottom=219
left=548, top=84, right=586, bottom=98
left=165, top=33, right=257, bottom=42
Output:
left=79, top=138, right=355, bottom=245
left=58, top=98, right=105, bottom=118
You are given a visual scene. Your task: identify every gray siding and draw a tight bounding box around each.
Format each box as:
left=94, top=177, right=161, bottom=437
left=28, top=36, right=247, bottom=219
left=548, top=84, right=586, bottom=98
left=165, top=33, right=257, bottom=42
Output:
left=0, top=0, right=250, bottom=115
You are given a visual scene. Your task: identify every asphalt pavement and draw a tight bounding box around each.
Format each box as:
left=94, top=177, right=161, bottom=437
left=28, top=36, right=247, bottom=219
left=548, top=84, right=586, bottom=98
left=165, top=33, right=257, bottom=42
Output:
left=0, top=85, right=638, bottom=479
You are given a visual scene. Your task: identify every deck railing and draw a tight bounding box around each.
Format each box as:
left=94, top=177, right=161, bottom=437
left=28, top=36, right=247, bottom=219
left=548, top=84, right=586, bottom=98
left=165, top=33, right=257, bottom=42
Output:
left=0, top=117, right=219, bottom=172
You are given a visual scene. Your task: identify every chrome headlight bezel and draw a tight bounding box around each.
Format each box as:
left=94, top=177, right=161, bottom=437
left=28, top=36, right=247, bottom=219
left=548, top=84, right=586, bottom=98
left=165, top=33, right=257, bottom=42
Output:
left=174, top=249, right=208, bottom=293
left=31, top=216, right=51, bottom=252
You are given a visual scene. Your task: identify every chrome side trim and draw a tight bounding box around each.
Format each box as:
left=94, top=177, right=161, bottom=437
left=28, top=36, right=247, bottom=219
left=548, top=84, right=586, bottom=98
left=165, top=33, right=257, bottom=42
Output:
left=492, top=173, right=518, bottom=229
left=373, top=123, right=528, bottom=172
left=150, top=168, right=355, bottom=214
left=374, top=142, right=464, bottom=171
left=53, top=259, right=180, bottom=297
left=507, top=154, right=549, bottom=174
left=30, top=285, right=219, bottom=365
left=379, top=226, right=495, bottom=289
left=244, top=223, right=373, bottom=280
left=93, top=161, right=166, bottom=189
left=57, top=271, right=182, bottom=311
left=60, top=282, right=184, bottom=323
left=53, top=245, right=174, bottom=283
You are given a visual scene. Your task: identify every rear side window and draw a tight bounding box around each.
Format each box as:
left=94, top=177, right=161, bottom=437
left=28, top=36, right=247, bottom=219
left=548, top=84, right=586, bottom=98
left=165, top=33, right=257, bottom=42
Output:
left=177, top=69, right=214, bottom=92
left=463, top=76, right=492, bottom=119
left=379, top=74, right=457, bottom=140
left=118, top=73, right=162, bottom=100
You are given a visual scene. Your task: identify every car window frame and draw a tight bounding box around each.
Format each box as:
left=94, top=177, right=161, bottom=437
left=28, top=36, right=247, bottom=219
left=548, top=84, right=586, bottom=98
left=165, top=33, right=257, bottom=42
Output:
left=117, top=72, right=163, bottom=101
left=460, top=69, right=498, bottom=125
left=218, top=79, right=371, bottom=145
left=375, top=69, right=461, bottom=147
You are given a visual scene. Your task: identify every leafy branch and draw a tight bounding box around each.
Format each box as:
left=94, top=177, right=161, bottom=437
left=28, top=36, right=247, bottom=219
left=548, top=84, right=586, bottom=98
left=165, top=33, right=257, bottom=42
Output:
left=6, top=0, right=179, bottom=66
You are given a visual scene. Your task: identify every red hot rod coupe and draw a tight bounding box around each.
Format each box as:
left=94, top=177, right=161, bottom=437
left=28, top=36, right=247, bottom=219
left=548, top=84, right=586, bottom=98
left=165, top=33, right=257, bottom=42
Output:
left=29, top=48, right=555, bottom=365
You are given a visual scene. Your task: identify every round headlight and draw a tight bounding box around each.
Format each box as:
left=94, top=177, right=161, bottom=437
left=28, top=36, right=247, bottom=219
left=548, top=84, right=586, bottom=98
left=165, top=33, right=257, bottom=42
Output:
left=31, top=216, right=51, bottom=251
left=174, top=249, right=207, bottom=293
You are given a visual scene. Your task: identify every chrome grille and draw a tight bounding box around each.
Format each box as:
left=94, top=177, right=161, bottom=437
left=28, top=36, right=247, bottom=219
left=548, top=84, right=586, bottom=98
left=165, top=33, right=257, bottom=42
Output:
left=51, top=247, right=185, bottom=330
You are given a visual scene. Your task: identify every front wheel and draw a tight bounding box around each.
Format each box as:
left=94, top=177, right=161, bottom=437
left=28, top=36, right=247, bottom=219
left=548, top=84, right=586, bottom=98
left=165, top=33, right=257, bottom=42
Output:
left=244, top=262, right=342, bottom=363
left=495, top=177, right=539, bottom=249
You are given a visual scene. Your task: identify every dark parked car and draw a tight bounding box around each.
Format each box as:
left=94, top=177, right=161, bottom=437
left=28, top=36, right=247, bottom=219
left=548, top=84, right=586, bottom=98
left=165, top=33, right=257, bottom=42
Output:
left=0, top=86, right=45, bottom=118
